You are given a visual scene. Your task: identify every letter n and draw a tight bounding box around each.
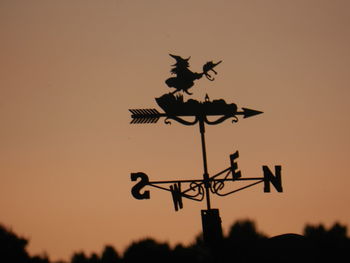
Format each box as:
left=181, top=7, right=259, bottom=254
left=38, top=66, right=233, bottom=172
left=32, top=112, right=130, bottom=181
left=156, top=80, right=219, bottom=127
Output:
left=263, top=166, right=283, bottom=192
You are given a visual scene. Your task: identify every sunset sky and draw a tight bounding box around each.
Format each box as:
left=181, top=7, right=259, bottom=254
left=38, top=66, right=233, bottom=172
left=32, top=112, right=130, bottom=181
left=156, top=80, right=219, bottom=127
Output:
left=1, top=0, right=350, bottom=261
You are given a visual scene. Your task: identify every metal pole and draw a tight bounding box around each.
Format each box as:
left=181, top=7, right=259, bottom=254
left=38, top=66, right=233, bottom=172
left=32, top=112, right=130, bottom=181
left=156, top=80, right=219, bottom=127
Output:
left=199, top=117, right=223, bottom=247
left=199, top=117, right=211, bottom=210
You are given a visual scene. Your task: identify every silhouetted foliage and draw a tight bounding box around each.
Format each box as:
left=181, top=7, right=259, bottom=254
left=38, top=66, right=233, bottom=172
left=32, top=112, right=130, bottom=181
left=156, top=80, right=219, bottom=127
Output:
left=100, top=245, right=119, bottom=263
left=303, top=222, right=350, bottom=262
left=0, top=224, right=30, bottom=263
left=228, top=219, right=267, bottom=241
left=123, top=238, right=172, bottom=263
left=2, top=220, right=350, bottom=263
left=88, top=253, right=99, bottom=263
left=70, top=245, right=121, bottom=263
left=71, top=252, right=88, bottom=263
left=171, top=244, right=198, bottom=263
left=263, top=234, right=314, bottom=263
left=30, top=254, right=50, bottom=263
left=0, top=224, right=50, bottom=263
left=222, top=219, right=267, bottom=262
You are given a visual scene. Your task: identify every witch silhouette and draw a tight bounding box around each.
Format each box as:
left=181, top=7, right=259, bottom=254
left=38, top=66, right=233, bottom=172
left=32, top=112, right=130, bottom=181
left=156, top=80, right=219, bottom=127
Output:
left=165, top=54, right=222, bottom=95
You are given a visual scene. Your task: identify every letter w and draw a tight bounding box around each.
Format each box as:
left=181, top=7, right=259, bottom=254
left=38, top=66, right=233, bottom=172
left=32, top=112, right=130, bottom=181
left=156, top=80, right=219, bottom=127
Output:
left=170, top=183, right=183, bottom=211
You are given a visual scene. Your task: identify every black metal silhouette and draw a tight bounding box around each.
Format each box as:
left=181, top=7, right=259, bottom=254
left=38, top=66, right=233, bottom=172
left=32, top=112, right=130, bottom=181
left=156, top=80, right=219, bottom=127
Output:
left=165, top=54, right=222, bottom=95
left=130, top=94, right=263, bottom=125
left=129, top=55, right=282, bottom=246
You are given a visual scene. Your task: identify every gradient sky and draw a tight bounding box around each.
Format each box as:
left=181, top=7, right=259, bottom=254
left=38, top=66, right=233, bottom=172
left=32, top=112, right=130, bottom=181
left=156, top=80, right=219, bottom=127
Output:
left=1, top=0, right=350, bottom=261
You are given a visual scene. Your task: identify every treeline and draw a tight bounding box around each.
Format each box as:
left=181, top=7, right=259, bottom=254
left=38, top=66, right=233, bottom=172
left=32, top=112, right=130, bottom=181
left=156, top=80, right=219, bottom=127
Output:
left=1, top=220, right=349, bottom=263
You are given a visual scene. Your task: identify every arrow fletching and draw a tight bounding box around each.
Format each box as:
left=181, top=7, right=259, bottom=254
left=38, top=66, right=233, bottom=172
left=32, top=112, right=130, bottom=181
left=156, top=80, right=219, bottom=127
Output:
left=129, top=108, right=161, bottom=124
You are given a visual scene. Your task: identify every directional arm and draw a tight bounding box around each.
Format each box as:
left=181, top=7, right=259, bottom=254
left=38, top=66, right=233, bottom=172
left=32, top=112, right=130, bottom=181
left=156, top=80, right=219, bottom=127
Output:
left=130, top=163, right=282, bottom=211
left=129, top=107, right=263, bottom=125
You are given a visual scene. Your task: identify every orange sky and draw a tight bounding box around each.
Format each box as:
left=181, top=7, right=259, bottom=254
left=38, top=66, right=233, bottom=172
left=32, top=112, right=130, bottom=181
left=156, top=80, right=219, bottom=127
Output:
left=1, top=0, right=350, bottom=261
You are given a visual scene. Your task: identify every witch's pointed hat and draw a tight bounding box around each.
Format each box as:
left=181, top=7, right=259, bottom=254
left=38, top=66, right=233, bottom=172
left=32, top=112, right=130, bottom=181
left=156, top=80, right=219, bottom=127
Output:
left=169, top=54, right=191, bottom=66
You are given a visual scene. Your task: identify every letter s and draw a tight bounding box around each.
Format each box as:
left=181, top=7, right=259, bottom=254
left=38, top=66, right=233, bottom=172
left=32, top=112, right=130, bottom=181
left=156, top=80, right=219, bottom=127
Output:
left=131, top=172, right=150, bottom=200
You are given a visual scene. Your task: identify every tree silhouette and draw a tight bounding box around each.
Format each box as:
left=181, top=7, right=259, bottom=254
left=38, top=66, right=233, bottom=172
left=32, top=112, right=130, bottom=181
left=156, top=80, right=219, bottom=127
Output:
left=171, top=244, right=199, bottom=263
left=0, top=224, right=30, bottom=263
left=88, top=253, right=99, bottom=263
left=227, top=219, right=267, bottom=241
left=123, top=238, right=172, bottom=263
left=0, top=224, right=50, bottom=263
left=1, top=220, right=350, bottom=263
left=304, top=222, right=350, bottom=262
left=221, top=219, right=267, bottom=262
left=100, top=245, right=120, bottom=263
left=71, top=252, right=88, bottom=263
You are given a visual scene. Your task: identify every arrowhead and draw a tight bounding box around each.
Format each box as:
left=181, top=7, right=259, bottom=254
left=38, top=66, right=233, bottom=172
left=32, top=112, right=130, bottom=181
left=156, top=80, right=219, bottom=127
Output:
left=241, top=108, right=264, bottom=118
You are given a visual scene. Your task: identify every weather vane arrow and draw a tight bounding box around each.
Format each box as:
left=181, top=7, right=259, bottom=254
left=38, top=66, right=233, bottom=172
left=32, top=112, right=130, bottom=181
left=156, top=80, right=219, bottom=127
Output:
left=129, top=94, right=264, bottom=125
left=129, top=105, right=263, bottom=124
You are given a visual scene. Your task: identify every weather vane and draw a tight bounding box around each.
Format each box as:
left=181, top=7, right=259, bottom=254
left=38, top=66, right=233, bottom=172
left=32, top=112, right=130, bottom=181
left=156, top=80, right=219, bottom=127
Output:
left=129, top=54, right=283, bottom=246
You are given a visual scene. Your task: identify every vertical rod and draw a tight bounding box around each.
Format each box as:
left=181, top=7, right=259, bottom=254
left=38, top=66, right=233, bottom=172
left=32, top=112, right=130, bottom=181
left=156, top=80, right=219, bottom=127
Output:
left=199, top=118, right=211, bottom=210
